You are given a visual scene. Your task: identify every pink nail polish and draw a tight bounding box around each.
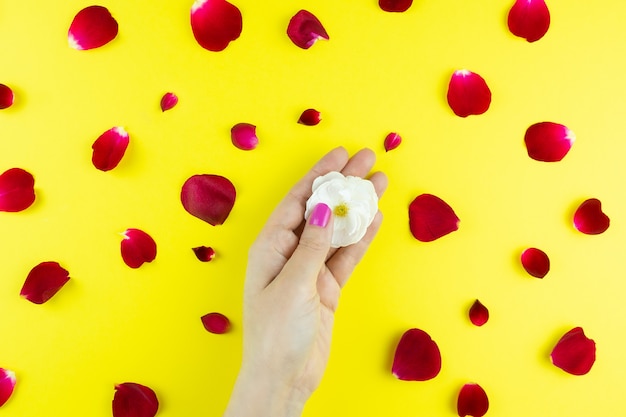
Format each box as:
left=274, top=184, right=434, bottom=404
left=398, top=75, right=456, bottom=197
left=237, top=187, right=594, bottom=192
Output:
left=309, top=203, right=331, bottom=227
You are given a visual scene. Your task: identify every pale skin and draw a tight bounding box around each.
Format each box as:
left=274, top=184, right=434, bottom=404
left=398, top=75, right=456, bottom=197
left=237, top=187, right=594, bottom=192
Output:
left=223, top=147, right=388, bottom=417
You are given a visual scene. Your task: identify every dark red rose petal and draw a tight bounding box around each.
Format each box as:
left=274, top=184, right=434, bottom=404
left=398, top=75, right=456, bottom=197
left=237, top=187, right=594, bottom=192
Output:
left=392, top=328, right=441, bottom=381
left=112, top=382, right=159, bottom=417
left=447, top=70, right=491, bottom=117
left=0, top=168, right=35, bottom=212
left=191, top=0, right=242, bottom=52
left=287, top=10, right=329, bottom=49
left=201, top=312, right=231, bottom=334
left=409, top=194, right=460, bottom=242
left=20, top=262, right=70, bottom=304
left=181, top=174, right=236, bottom=226
left=384, top=132, right=402, bottom=152
left=574, top=198, right=610, bottom=235
left=0, top=369, right=16, bottom=407
left=121, top=229, right=157, bottom=269
left=379, top=0, right=413, bottom=12
left=508, top=0, right=550, bottom=43
left=521, top=247, right=550, bottom=278
left=231, top=123, right=259, bottom=150
left=0, top=84, right=14, bottom=109
left=92, top=127, right=129, bottom=171
left=298, top=109, right=322, bottom=126
left=524, top=122, right=575, bottom=162
left=457, top=383, right=489, bottom=417
left=551, top=327, right=596, bottom=375
left=160, top=92, right=178, bottom=112
left=68, top=5, right=118, bottom=50
left=192, top=246, right=216, bottom=262
left=469, top=300, right=489, bottom=326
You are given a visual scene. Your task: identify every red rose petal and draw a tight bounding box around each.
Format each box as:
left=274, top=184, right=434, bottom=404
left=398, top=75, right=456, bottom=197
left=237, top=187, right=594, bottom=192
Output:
left=298, top=109, right=322, bottom=126
left=379, top=0, right=413, bottom=12
left=20, top=262, right=70, bottom=305
left=181, top=174, right=236, bottom=226
left=524, top=122, right=575, bottom=162
left=551, top=327, right=596, bottom=375
left=384, top=132, right=402, bottom=152
left=160, top=92, right=178, bottom=112
left=0, top=369, right=16, bottom=407
left=574, top=198, right=610, bottom=235
left=0, top=168, right=35, bottom=212
left=469, top=300, right=489, bottom=326
left=457, top=383, right=489, bottom=417
left=191, top=0, right=242, bottom=52
left=447, top=70, right=492, bottom=117
left=231, top=123, right=259, bottom=150
left=392, top=328, right=442, bottom=381
left=68, top=5, right=118, bottom=50
left=287, top=10, right=329, bottom=49
left=201, top=312, right=231, bottom=334
left=121, top=229, right=157, bottom=269
left=0, top=84, right=14, bottom=109
left=507, top=0, right=550, bottom=43
left=92, top=127, right=129, bottom=171
left=521, top=247, right=550, bottom=278
left=409, top=194, right=460, bottom=242
left=112, top=382, right=159, bottom=417
left=192, top=246, right=216, bottom=262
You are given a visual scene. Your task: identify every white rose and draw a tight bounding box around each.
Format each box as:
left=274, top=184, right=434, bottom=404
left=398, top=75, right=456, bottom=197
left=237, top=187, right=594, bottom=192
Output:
left=304, top=171, right=378, bottom=248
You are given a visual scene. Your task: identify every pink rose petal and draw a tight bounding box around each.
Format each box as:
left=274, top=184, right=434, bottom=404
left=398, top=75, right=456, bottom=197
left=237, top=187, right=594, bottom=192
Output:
left=447, top=70, right=492, bottom=117
left=68, top=5, right=118, bottom=50
left=0, top=168, right=35, bottom=212
left=521, top=247, right=550, bottom=278
left=409, top=194, right=460, bottom=242
left=287, top=10, right=329, bottom=49
left=551, top=327, right=596, bottom=375
left=508, top=0, right=550, bottom=43
left=524, top=122, right=575, bottom=162
left=574, top=198, right=610, bottom=235
left=191, top=0, right=242, bottom=52
left=0, top=369, right=16, bottom=407
left=20, top=262, right=70, bottom=304
left=298, top=109, right=322, bottom=126
left=469, top=300, right=489, bottom=326
left=231, top=123, right=259, bottom=150
left=392, top=328, right=442, bottom=381
left=379, top=0, right=413, bottom=12
left=457, top=383, right=489, bottom=417
left=112, top=382, right=159, bottom=417
left=181, top=175, right=236, bottom=226
left=0, top=84, right=14, bottom=109
left=92, top=127, right=129, bottom=172
left=160, top=92, right=178, bottom=112
left=201, top=312, right=231, bottom=334
left=192, top=246, right=216, bottom=262
left=384, top=132, right=402, bottom=152
left=121, top=229, right=157, bottom=269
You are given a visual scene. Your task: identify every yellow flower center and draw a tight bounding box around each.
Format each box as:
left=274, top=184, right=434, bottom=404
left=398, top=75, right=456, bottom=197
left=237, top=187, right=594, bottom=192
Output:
left=333, top=203, right=349, bottom=217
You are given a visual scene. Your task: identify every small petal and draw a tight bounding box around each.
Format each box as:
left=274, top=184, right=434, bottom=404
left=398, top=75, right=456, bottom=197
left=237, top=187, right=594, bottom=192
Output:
left=392, top=328, right=442, bottom=381
left=524, top=122, right=575, bottom=162
left=0, top=84, right=14, bottom=109
left=20, top=262, right=70, bottom=304
left=0, top=168, right=35, bottom=212
left=469, top=300, right=489, bottom=326
left=521, top=247, right=550, bottom=278
left=112, top=382, right=159, bottom=417
left=508, top=0, right=550, bottom=43
left=68, top=5, right=118, bottom=50
left=201, top=312, right=231, bottom=334
left=409, top=194, right=460, bottom=242
left=231, top=123, right=259, bottom=150
left=574, top=198, right=610, bottom=235
left=0, top=369, right=16, bottom=407
left=447, top=70, right=492, bottom=117
left=192, top=246, right=216, bottom=262
left=379, top=0, right=413, bottom=12
left=121, top=229, right=157, bottom=269
left=298, top=109, right=322, bottom=126
left=551, top=327, right=596, bottom=375
left=287, top=10, right=329, bottom=49
left=92, top=127, right=129, bottom=171
left=181, top=175, right=236, bottom=226
left=384, top=132, right=402, bottom=152
left=191, top=0, right=242, bottom=52
left=457, top=383, right=489, bottom=417
left=160, top=92, right=178, bottom=112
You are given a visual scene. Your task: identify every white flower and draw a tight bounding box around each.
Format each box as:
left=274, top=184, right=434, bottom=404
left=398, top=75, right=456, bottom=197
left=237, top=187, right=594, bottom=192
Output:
left=304, top=171, right=378, bottom=248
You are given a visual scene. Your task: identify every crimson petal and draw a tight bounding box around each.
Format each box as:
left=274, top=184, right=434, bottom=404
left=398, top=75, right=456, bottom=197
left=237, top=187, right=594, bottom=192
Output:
left=521, top=247, right=550, bottom=278
left=551, top=327, right=596, bottom=375
left=192, top=246, right=216, bottom=262
left=457, top=383, right=489, bottom=417
left=392, top=328, right=441, bottom=381
left=409, top=194, right=459, bottom=242
left=298, top=109, right=322, bottom=126
left=507, top=0, right=550, bottom=43
left=0, top=168, right=35, bottom=212
left=0, top=369, right=16, bottom=407
left=287, top=10, right=329, bottom=49
left=20, top=262, right=70, bottom=304
left=384, top=132, right=402, bottom=152
left=92, top=127, right=129, bottom=171
left=68, top=6, right=118, bottom=50
left=447, top=70, right=491, bottom=117
left=181, top=174, right=236, bottom=226
left=160, top=92, right=178, bottom=112
left=0, top=84, right=14, bottom=109
left=121, top=229, right=157, bottom=269
left=231, top=123, right=259, bottom=150
left=524, top=122, right=575, bottom=162
left=201, top=312, right=231, bottom=334
left=191, top=0, right=242, bottom=52
left=469, top=300, right=489, bottom=326
left=112, top=382, right=159, bottom=417
left=379, top=0, right=413, bottom=12
left=574, top=198, right=610, bottom=235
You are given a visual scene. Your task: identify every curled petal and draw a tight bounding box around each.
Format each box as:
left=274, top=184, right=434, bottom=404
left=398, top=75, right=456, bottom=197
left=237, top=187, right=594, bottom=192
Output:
left=524, top=122, right=575, bottom=162
left=287, top=10, right=329, bottom=49
left=121, top=229, right=157, bottom=269
left=160, top=92, right=178, bottom=112
left=521, top=247, right=550, bottom=278
left=231, top=123, right=259, bottom=150
left=409, top=194, right=460, bottom=242
left=192, top=246, right=216, bottom=262
left=574, top=198, right=610, bottom=235
left=181, top=175, right=236, bottom=226
left=469, top=300, right=489, bottom=326
left=0, top=168, right=35, bottom=212
left=112, top=382, right=159, bottom=417
left=191, top=0, right=242, bottom=52
left=384, top=132, right=402, bottom=152
left=0, top=84, right=14, bottom=109
left=457, top=383, right=489, bottom=417
left=508, top=0, right=550, bottom=42
left=379, top=0, right=413, bottom=12
left=201, top=312, right=231, bottom=334
left=92, top=127, right=129, bottom=171
left=68, top=5, right=118, bottom=50
left=447, top=70, right=491, bottom=117
left=551, top=327, right=596, bottom=375
left=0, top=369, right=16, bottom=407
left=20, top=262, right=70, bottom=304
left=298, top=109, right=322, bottom=126
left=392, top=328, right=442, bottom=381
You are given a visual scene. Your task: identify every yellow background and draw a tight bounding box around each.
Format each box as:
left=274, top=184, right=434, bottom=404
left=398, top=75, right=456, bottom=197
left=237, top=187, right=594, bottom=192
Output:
left=1, top=1, right=624, bottom=415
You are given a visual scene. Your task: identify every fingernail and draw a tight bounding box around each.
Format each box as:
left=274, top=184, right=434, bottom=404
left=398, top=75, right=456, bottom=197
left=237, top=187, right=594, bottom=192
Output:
left=309, top=203, right=331, bottom=228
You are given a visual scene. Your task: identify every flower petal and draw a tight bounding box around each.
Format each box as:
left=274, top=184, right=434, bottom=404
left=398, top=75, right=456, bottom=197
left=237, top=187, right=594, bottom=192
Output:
left=0, top=168, right=35, bottom=212
left=181, top=175, right=236, bottom=226
left=524, top=122, right=575, bottom=162
left=68, top=5, right=118, bottom=50
left=392, top=328, right=442, bottom=381
left=457, top=383, right=489, bottom=417
left=20, top=262, right=70, bottom=304
left=573, top=198, right=610, bottom=235
left=231, top=123, right=259, bottom=150
left=0, top=84, right=14, bottom=110
left=287, top=10, right=329, bottom=49
left=507, top=0, right=550, bottom=42
left=521, top=247, right=550, bottom=278
left=551, top=327, right=596, bottom=375
left=121, top=229, right=157, bottom=269
left=112, top=382, right=159, bottom=417
left=469, top=300, right=489, bottom=326
left=0, top=369, right=16, bottom=407
left=92, top=127, right=129, bottom=172
left=192, top=246, right=216, bottom=262
left=447, top=70, right=491, bottom=117
left=298, top=109, right=322, bottom=126
left=191, top=0, right=242, bottom=52
left=160, top=92, right=178, bottom=112
left=379, top=0, right=413, bottom=12
left=201, top=312, right=231, bottom=334
left=409, top=194, right=460, bottom=242
left=384, top=132, right=402, bottom=152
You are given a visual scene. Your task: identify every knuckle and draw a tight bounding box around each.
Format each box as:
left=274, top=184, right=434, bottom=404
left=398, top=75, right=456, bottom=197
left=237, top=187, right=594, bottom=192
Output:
left=298, top=235, right=328, bottom=253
